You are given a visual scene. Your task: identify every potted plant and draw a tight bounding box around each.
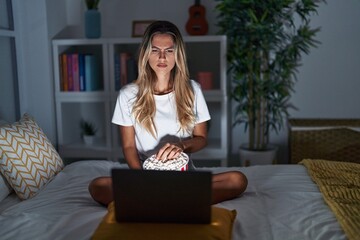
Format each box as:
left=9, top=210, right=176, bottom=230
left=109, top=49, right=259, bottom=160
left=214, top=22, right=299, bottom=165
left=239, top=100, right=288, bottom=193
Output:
left=80, top=119, right=97, bottom=145
left=84, top=0, right=101, bottom=38
left=215, top=0, right=324, bottom=164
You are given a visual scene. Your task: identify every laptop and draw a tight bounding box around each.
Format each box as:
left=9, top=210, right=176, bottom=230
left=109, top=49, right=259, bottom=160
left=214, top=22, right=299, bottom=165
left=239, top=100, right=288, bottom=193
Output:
left=111, top=168, right=212, bottom=224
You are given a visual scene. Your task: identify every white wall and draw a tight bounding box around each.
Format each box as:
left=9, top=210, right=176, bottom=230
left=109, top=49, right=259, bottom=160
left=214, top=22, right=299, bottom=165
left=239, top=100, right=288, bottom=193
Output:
left=14, top=0, right=55, bottom=142
left=15, top=0, right=67, bottom=143
left=290, top=0, right=360, bottom=118
left=0, top=37, right=17, bottom=122
left=64, top=0, right=219, bottom=37
left=16, top=0, right=360, bottom=163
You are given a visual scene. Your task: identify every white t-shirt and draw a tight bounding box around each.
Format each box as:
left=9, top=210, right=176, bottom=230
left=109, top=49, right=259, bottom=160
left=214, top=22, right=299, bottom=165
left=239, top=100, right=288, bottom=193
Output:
left=112, top=80, right=211, bottom=162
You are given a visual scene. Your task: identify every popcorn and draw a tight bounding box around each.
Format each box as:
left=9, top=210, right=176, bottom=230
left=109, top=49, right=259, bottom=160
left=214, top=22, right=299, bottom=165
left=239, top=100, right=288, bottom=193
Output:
left=143, top=152, right=189, bottom=171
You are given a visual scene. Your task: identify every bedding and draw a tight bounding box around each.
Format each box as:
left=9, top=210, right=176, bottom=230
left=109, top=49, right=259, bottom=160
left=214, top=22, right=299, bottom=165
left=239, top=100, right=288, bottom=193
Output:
left=0, top=174, right=12, bottom=202
left=300, top=159, right=360, bottom=240
left=0, top=160, right=347, bottom=240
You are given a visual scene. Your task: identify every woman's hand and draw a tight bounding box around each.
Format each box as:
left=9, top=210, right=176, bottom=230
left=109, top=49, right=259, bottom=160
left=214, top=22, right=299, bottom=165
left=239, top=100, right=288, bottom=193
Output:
left=155, top=122, right=208, bottom=161
left=156, top=143, right=184, bottom=161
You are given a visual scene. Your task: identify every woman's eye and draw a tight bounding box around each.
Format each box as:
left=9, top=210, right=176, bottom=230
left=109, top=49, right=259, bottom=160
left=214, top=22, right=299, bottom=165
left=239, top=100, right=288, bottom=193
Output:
left=166, top=49, right=174, bottom=54
left=151, top=49, right=159, bottom=53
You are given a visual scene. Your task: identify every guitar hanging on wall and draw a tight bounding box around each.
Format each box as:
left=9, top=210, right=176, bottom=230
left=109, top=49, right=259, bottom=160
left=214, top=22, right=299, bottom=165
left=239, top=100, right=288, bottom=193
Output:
left=185, top=0, right=208, bottom=35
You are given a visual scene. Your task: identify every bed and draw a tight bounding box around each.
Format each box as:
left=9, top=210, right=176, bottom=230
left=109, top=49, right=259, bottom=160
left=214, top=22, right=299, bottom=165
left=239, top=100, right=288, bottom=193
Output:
left=1, top=159, right=357, bottom=240
left=0, top=114, right=358, bottom=240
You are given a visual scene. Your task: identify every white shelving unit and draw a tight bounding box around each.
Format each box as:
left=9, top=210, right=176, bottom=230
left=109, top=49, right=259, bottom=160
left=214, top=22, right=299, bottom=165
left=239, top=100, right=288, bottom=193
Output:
left=52, top=35, right=229, bottom=166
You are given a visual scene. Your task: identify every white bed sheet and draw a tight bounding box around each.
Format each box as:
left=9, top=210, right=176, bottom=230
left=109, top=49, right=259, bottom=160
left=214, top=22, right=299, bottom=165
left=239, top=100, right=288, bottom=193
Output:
left=0, top=160, right=345, bottom=240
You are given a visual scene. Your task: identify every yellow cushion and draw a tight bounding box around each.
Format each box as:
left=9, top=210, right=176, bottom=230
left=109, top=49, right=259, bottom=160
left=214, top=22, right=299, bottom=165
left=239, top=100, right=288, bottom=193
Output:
left=0, top=113, right=64, bottom=200
left=92, top=202, right=236, bottom=240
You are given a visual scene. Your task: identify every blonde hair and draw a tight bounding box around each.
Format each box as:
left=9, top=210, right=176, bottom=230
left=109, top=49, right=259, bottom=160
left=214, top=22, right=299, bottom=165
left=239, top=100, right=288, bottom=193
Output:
left=132, top=21, right=195, bottom=138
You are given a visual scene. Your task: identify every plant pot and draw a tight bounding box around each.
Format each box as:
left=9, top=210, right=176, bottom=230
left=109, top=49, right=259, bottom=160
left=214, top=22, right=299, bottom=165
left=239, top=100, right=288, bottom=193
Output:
left=84, top=9, right=101, bottom=39
left=83, top=135, right=95, bottom=145
left=239, top=144, right=278, bottom=167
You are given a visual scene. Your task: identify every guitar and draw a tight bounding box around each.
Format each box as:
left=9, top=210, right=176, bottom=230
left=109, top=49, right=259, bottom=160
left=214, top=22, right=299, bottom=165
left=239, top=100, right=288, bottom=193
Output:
left=185, top=0, right=208, bottom=35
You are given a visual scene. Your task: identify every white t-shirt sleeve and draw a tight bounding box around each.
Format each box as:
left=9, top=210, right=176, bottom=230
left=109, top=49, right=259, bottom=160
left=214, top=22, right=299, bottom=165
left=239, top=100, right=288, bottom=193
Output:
left=112, top=84, right=137, bottom=126
left=191, top=80, right=211, bottom=124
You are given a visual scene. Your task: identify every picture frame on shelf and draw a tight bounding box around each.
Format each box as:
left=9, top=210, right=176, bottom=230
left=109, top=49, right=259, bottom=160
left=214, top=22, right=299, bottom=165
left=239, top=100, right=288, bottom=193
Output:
left=132, top=20, right=154, bottom=37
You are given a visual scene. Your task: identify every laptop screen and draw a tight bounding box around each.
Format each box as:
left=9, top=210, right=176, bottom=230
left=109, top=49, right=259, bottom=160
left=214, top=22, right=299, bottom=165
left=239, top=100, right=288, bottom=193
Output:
left=111, top=168, right=212, bottom=224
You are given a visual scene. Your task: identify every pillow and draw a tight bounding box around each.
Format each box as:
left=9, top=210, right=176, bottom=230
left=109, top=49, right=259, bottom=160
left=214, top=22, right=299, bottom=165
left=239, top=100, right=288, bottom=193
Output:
left=0, top=113, right=64, bottom=200
left=92, top=202, right=237, bottom=240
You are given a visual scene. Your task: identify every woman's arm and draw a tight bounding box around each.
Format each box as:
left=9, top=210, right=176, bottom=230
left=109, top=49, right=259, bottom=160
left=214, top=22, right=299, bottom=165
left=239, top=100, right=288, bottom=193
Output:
left=119, top=125, right=142, bottom=169
left=181, top=121, right=208, bottom=153
left=156, top=121, right=208, bottom=160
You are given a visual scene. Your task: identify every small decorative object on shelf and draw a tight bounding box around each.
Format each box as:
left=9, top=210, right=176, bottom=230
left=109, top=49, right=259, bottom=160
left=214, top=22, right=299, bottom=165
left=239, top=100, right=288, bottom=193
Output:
left=132, top=20, right=154, bottom=37
left=84, top=0, right=101, bottom=39
left=197, top=71, right=213, bottom=90
left=186, top=0, right=208, bottom=35
left=80, top=119, right=97, bottom=145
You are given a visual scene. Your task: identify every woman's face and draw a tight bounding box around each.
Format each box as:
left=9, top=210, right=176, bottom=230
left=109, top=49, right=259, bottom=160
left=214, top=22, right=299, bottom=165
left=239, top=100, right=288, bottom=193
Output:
left=148, top=33, right=176, bottom=78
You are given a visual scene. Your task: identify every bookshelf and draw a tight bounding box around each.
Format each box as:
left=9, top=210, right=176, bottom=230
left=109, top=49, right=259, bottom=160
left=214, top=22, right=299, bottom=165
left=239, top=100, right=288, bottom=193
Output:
left=52, top=36, right=229, bottom=166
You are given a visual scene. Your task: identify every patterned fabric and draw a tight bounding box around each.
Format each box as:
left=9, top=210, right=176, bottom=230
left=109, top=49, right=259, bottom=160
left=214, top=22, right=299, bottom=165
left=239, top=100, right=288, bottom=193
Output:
left=0, top=113, right=64, bottom=200
left=300, top=159, right=360, bottom=240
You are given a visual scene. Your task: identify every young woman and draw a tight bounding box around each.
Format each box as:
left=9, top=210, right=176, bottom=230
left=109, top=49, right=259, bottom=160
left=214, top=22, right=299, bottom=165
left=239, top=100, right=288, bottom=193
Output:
left=89, top=20, right=247, bottom=205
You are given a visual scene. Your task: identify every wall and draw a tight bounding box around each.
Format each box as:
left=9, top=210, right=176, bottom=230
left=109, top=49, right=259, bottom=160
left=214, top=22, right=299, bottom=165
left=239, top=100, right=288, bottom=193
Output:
left=64, top=0, right=219, bottom=37
left=14, top=0, right=67, bottom=143
left=14, top=0, right=55, bottom=142
left=290, top=0, right=360, bottom=118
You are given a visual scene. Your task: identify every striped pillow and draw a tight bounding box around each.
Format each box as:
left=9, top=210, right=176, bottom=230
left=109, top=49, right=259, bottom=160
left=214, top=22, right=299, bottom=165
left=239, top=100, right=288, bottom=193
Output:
left=0, top=113, right=64, bottom=200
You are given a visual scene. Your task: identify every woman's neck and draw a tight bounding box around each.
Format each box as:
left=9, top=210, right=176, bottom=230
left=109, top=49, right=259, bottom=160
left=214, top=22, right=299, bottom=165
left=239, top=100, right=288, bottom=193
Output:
left=154, top=75, right=173, bottom=95
left=153, top=84, right=173, bottom=95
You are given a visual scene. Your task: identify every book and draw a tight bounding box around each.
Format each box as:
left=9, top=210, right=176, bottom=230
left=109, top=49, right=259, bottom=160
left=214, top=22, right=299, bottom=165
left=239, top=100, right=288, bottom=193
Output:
left=120, top=52, right=130, bottom=87
left=126, top=57, right=138, bottom=83
left=114, top=53, right=121, bottom=91
left=61, top=54, right=68, bottom=91
left=85, top=54, right=101, bottom=91
left=72, top=53, right=80, bottom=91
left=66, top=54, right=74, bottom=91
left=59, top=54, right=63, bottom=91
left=79, top=54, right=86, bottom=91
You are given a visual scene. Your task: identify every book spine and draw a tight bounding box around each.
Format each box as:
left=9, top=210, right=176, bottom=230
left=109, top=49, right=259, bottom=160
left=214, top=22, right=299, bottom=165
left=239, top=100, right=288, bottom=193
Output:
left=114, top=53, right=121, bottom=91
left=85, top=54, right=101, bottom=91
left=59, top=54, right=64, bottom=91
left=61, top=54, right=68, bottom=91
left=126, top=57, right=138, bottom=84
left=67, top=54, right=73, bottom=91
left=92, top=57, right=101, bottom=90
left=120, top=53, right=130, bottom=87
left=79, top=54, right=86, bottom=91
left=72, top=53, right=80, bottom=91
left=85, top=54, right=93, bottom=91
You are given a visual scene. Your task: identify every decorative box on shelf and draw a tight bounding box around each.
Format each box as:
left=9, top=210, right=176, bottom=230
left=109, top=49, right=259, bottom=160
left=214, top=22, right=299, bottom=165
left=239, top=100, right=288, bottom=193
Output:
left=288, top=118, right=360, bottom=164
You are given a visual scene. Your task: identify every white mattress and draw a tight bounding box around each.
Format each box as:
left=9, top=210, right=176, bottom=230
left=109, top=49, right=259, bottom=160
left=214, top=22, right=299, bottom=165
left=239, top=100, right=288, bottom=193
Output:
left=0, top=160, right=345, bottom=240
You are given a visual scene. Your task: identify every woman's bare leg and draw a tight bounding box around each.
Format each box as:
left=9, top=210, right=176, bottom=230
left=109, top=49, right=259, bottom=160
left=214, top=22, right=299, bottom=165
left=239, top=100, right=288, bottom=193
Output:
left=88, top=177, right=113, bottom=206
left=88, top=171, right=248, bottom=206
left=211, top=171, right=248, bottom=204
